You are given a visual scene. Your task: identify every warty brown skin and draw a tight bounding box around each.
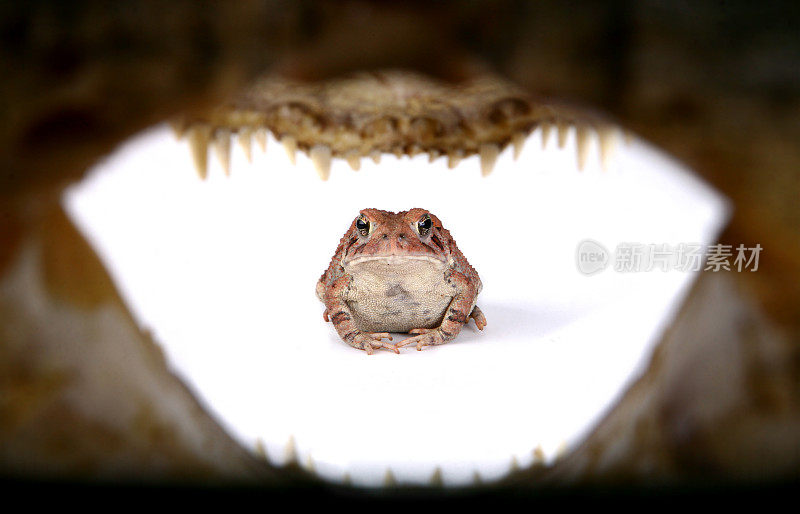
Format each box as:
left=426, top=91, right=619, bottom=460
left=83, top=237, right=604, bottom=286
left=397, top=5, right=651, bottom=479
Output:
left=316, top=208, right=486, bottom=354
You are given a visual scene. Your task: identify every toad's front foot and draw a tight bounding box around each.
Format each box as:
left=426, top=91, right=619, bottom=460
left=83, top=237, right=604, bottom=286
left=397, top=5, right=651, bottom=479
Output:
left=348, top=332, right=398, bottom=355
left=396, top=328, right=448, bottom=351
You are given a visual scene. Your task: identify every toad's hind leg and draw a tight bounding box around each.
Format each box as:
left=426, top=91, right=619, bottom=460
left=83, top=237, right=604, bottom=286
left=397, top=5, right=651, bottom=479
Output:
left=470, top=305, right=487, bottom=330
left=396, top=271, right=482, bottom=351
left=324, top=275, right=400, bottom=354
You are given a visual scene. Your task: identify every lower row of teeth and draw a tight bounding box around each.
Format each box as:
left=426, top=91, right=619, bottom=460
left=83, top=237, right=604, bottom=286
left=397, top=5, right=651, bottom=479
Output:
left=253, top=434, right=561, bottom=487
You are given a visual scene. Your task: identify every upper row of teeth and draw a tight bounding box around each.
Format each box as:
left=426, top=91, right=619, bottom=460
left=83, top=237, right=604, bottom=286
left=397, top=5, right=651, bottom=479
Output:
left=176, top=122, right=626, bottom=181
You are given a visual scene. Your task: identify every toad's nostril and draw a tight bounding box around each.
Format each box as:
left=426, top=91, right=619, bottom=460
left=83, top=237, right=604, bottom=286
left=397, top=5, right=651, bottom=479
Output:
left=382, top=234, right=388, bottom=239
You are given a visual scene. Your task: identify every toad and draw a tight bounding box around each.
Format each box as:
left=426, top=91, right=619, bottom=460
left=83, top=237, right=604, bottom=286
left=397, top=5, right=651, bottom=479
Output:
left=316, top=208, right=485, bottom=353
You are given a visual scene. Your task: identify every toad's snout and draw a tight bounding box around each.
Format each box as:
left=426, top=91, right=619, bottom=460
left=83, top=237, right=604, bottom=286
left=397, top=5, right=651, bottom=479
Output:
left=374, top=227, right=417, bottom=253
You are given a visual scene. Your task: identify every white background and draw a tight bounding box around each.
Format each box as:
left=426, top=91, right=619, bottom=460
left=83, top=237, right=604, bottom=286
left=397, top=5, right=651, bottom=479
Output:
left=65, top=123, right=728, bottom=486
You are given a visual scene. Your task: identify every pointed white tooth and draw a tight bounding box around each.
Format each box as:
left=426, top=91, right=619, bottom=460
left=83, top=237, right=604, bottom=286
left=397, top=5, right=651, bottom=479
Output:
left=238, top=127, right=253, bottom=162
left=188, top=125, right=211, bottom=179
left=392, top=147, right=404, bottom=159
left=254, top=438, right=267, bottom=460
left=282, top=136, right=297, bottom=164
left=383, top=468, right=397, bottom=487
left=598, top=128, right=618, bottom=171
left=344, top=150, right=361, bottom=171
left=428, top=149, right=440, bottom=163
left=169, top=119, right=187, bottom=140
left=510, top=455, right=520, bottom=471
left=213, top=129, right=231, bottom=176
left=556, top=441, right=568, bottom=457
left=512, top=132, right=526, bottom=160
left=557, top=120, right=569, bottom=149
left=540, top=122, right=552, bottom=149
left=532, top=445, right=545, bottom=464
left=255, top=128, right=268, bottom=152
left=342, top=473, right=352, bottom=485
left=447, top=149, right=464, bottom=169
left=479, top=143, right=500, bottom=177
left=304, top=453, right=316, bottom=472
left=370, top=149, right=381, bottom=164
left=472, top=470, right=482, bottom=485
left=576, top=125, right=591, bottom=171
left=429, top=467, right=444, bottom=486
left=284, top=435, right=297, bottom=464
left=310, top=144, right=332, bottom=181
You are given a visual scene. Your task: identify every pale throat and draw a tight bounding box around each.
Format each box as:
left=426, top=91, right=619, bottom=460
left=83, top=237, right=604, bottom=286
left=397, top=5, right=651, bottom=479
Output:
left=343, top=256, right=455, bottom=333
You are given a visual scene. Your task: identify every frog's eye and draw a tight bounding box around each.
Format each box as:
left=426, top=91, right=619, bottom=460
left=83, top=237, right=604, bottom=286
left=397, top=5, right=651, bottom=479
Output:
left=417, top=214, right=432, bottom=236
left=356, top=215, right=370, bottom=236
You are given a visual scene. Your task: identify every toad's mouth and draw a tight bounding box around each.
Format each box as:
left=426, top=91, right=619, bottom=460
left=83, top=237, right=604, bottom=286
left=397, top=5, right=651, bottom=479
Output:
left=344, top=254, right=449, bottom=267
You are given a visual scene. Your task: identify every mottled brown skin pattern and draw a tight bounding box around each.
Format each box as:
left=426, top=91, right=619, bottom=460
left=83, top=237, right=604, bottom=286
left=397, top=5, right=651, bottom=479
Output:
left=317, top=208, right=485, bottom=354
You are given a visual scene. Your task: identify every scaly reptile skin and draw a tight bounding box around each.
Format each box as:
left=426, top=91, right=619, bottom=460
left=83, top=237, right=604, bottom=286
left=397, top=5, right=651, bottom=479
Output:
left=0, top=0, right=799, bottom=491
